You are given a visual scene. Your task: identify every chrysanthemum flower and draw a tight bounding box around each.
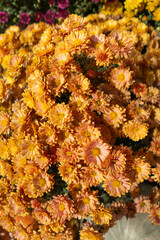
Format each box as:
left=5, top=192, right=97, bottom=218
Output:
left=108, top=149, right=126, bottom=175
left=83, top=165, right=105, bottom=187
left=132, top=157, right=151, bottom=183
left=0, top=139, right=10, bottom=160
left=110, top=201, right=128, bottom=221
left=75, top=120, right=101, bottom=144
left=69, top=93, right=89, bottom=112
left=152, top=163, right=160, bottom=183
left=57, top=142, right=83, bottom=164
left=90, top=203, right=112, bottom=225
left=153, top=7, right=160, bottom=21
left=38, top=122, right=56, bottom=145
left=127, top=100, right=151, bottom=121
left=110, top=30, right=135, bottom=58
left=48, top=103, right=71, bottom=129
left=142, top=86, right=160, bottom=104
left=58, top=161, right=80, bottom=184
left=47, top=194, right=74, bottom=224
left=11, top=105, right=30, bottom=132
left=6, top=192, right=29, bottom=218
left=67, top=73, right=90, bottom=94
left=103, top=174, right=131, bottom=197
left=90, top=90, right=110, bottom=114
left=149, top=136, right=160, bottom=157
left=103, top=105, right=126, bottom=128
left=0, top=112, right=10, bottom=135
left=61, top=14, right=86, bottom=34
left=75, top=190, right=99, bottom=217
left=92, top=43, right=113, bottom=67
left=80, top=226, right=104, bottom=240
left=132, top=82, right=148, bottom=98
left=0, top=78, right=7, bottom=102
left=12, top=225, right=30, bottom=240
left=134, top=196, right=151, bottom=213
left=110, top=67, right=133, bottom=90
left=123, top=120, right=149, bottom=141
left=22, top=89, right=35, bottom=109
left=31, top=201, right=52, bottom=225
left=46, top=71, right=66, bottom=97
left=19, top=170, right=54, bottom=198
left=27, top=69, right=47, bottom=101
left=65, top=30, right=90, bottom=55
left=149, top=204, right=160, bottom=225
left=19, top=136, right=41, bottom=160
left=85, top=139, right=111, bottom=167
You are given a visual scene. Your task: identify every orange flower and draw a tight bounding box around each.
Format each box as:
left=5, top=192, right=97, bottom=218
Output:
left=47, top=194, right=74, bottom=224
left=0, top=112, right=10, bottom=135
left=152, top=163, right=160, bottom=183
left=103, top=105, right=126, bottom=128
left=103, top=174, right=131, bottom=197
left=132, top=157, right=151, bottom=183
left=123, top=120, right=149, bottom=141
left=149, top=204, right=160, bottom=225
left=90, top=203, right=112, bottom=225
left=150, top=136, right=160, bottom=157
left=75, top=190, right=99, bottom=217
left=65, top=30, right=90, bottom=55
left=85, top=139, right=111, bottom=167
left=110, top=67, right=133, bottom=90
left=80, top=226, right=104, bottom=240
left=61, top=14, right=86, bottom=34
left=110, top=201, right=128, bottom=220
left=110, top=30, right=135, bottom=58
left=108, top=149, right=126, bottom=175
left=67, top=73, right=90, bottom=94
left=134, top=196, right=151, bottom=213
left=92, top=43, right=113, bottom=67
left=48, top=103, right=71, bottom=129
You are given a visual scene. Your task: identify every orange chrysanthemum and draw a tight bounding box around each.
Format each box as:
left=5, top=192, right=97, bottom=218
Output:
left=152, top=163, right=160, bottom=183
left=103, top=174, right=131, bottom=197
left=80, top=226, right=104, bottom=240
left=85, top=139, right=111, bottom=167
left=75, top=190, right=99, bottom=217
left=47, top=194, right=74, bottom=224
left=90, top=203, right=112, bottom=225
left=123, top=120, right=149, bottom=141
left=110, top=67, right=133, bottom=90
left=103, top=105, right=126, bottom=128
left=134, top=195, right=151, bottom=213
left=150, top=136, right=160, bottom=157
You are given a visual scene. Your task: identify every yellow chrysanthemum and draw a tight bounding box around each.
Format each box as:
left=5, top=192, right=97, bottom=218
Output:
left=123, top=120, right=149, bottom=141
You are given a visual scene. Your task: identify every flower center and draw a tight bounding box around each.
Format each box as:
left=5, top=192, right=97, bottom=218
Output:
left=112, top=179, right=122, bottom=188
left=110, top=111, right=118, bottom=120
left=66, top=151, right=72, bottom=157
left=73, top=39, right=82, bottom=46
left=117, top=73, right=125, bottom=81
left=82, top=197, right=90, bottom=205
left=57, top=113, right=65, bottom=120
left=136, top=166, right=142, bottom=173
left=38, top=178, right=46, bottom=187
left=58, top=202, right=65, bottom=211
left=91, top=147, right=101, bottom=157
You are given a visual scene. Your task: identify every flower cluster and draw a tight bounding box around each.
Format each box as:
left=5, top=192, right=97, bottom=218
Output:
left=0, top=11, right=159, bottom=239
left=124, top=0, right=160, bottom=33
left=0, top=0, right=102, bottom=33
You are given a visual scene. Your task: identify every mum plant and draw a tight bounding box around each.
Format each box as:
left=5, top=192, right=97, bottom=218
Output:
left=0, top=10, right=159, bottom=240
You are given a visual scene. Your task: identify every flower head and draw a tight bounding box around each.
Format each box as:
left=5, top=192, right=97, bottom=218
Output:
left=0, top=11, right=8, bottom=23
left=34, top=12, right=44, bottom=22
left=58, top=0, right=69, bottom=9
left=45, top=9, right=54, bottom=25
left=85, top=139, right=111, bottom=167
left=20, top=12, right=31, bottom=25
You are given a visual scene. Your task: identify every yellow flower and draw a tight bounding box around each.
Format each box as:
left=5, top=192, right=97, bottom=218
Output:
left=153, top=7, right=160, bottom=21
